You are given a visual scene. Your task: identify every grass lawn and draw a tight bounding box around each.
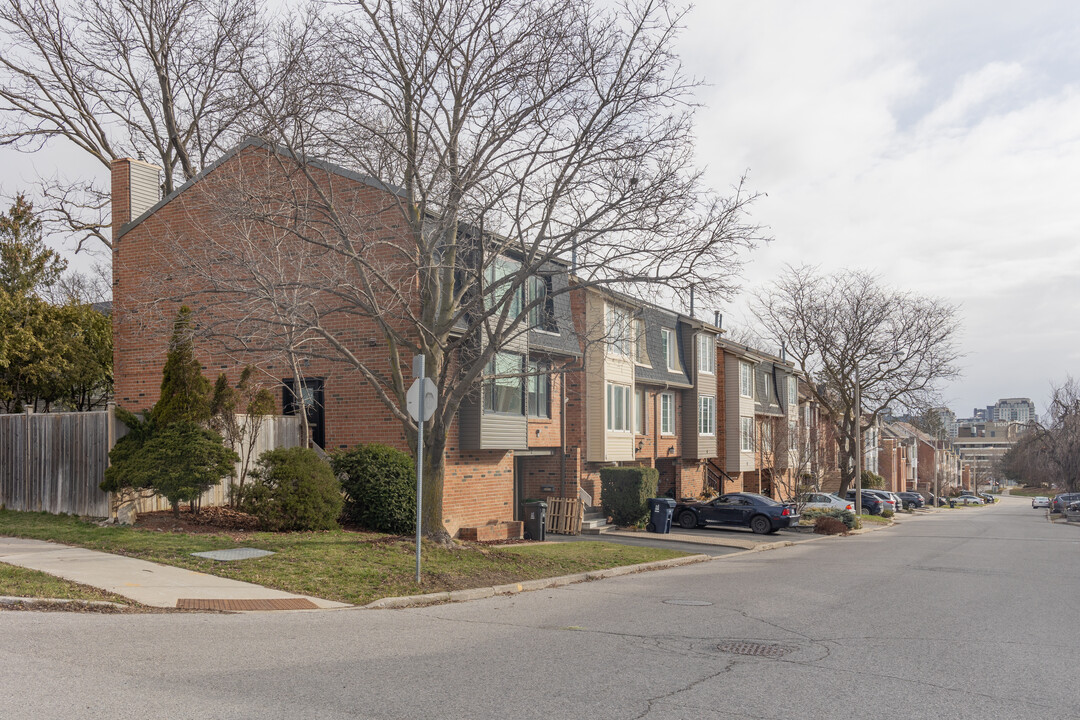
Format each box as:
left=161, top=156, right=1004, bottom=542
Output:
left=858, top=514, right=891, bottom=525
left=0, top=510, right=687, bottom=606
left=0, top=563, right=134, bottom=604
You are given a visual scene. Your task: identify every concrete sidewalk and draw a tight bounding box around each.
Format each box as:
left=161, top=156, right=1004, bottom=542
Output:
left=0, top=537, right=349, bottom=611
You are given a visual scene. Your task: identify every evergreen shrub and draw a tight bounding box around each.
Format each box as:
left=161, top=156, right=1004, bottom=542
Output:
left=600, top=466, right=659, bottom=526
left=331, top=444, right=416, bottom=534
left=800, top=507, right=857, bottom=529
left=241, top=447, right=343, bottom=531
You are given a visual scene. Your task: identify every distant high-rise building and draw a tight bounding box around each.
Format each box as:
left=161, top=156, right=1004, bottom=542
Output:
left=935, top=407, right=958, bottom=438
left=992, top=398, right=1036, bottom=425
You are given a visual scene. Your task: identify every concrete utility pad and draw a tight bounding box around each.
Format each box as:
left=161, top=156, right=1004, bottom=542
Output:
left=191, top=548, right=276, bottom=561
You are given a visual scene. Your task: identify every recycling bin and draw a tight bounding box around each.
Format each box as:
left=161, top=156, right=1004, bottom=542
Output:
left=522, top=500, right=547, bottom=541
left=646, top=497, right=677, bottom=534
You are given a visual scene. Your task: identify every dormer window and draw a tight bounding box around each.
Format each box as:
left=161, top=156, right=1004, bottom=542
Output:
left=606, top=303, right=632, bottom=357
left=527, top=275, right=557, bottom=332
left=660, top=328, right=675, bottom=371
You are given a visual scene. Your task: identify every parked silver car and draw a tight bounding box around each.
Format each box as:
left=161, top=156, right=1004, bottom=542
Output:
left=802, top=493, right=854, bottom=512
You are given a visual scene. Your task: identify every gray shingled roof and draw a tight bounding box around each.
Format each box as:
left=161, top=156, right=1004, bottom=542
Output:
left=634, top=306, right=691, bottom=387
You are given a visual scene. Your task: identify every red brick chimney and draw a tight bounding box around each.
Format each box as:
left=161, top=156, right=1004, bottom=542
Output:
left=111, top=158, right=161, bottom=242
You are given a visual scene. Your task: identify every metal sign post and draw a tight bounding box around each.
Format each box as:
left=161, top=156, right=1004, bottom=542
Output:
left=407, top=356, right=437, bottom=585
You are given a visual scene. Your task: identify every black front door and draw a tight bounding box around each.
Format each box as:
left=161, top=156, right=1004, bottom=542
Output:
left=283, top=378, right=325, bottom=448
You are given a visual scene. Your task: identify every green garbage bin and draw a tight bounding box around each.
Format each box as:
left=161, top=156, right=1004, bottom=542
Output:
left=523, top=500, right=547, bottom=541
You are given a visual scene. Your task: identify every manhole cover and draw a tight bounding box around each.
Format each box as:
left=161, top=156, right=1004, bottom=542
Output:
left=662, top=599, right=714, bottom=606
left=190, top=548, right=276, bottom=561
left=716, top=640, right=794, bottom=658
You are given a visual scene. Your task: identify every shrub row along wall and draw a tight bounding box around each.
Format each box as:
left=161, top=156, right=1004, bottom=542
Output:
left=0, top=409, right=299, bottom=517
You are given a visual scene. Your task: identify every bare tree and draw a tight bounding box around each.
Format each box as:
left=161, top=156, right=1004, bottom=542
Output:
left=1023, top=378, right=1080, bottom=493
left=0, top=0, right=268, bottom=250
left=751, top=265, right=962, bottom=499
left=148, top=0, right=766, bottom=541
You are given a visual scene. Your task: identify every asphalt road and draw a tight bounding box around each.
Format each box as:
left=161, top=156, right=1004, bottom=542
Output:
left=3, top=497, right=1078, bottom=719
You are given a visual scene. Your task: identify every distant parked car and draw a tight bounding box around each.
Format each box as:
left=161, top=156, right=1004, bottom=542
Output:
left=863, top=489, right=898, bottom=513
left=802, top=493, right=854, bottom=512
left=673, top=492, right=799, bottom=534
left=844, top=490, right=886, bottom=515
left=952, top=495, right=985, bottom=506
left=897, top=492, right=925, bottom=509
left=977, top=492, right=995, bottom=504
left=1032, top=496, right=1051, bottom=508
left=1051, top=493, right=1080, bottom=513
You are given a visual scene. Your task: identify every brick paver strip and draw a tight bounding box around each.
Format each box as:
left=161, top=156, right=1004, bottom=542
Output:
left=176, top=598, right=319, bottom=611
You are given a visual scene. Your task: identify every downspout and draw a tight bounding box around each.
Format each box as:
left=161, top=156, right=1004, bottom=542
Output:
left=560, top=364, right=567, bottom=498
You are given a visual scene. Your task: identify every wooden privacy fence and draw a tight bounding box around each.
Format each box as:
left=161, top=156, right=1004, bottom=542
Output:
left=0, top=408, right=300, bottom=518
left=545, top=496, right=583, bottom=535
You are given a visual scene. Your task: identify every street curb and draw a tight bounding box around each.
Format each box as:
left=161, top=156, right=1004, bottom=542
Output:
left=363, top=553, right=712, bottom=609
left=0, top=595, right=128, bottom=610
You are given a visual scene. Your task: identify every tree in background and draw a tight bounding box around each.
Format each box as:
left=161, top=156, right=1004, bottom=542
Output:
left=752, top=266, right=961, bottom=499
left=0, top=194, right=111, bottom=410
left=1002, top=378, right=1080, bottom=493
left=0, top=0, right=269, bottom=250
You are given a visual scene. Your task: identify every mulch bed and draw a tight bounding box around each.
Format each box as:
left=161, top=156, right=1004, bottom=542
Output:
left=134, top=506, right=260, bottom=535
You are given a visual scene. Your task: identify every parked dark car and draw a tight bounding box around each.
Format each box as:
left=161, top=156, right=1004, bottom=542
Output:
left=1051, top=493, right=1080, bottom=513
left=844, top=490, right=886, bottom=515
left=897, top=492, right=925, bottom=509
left=673, top=492, right=799, bottom=534
left=977, top=492, right=995, bottom=504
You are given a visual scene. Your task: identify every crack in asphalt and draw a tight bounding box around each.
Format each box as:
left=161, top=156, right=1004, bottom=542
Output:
left=631, top=658, right=739, bottom=720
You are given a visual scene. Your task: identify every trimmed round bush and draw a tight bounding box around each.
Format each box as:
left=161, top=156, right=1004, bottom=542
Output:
left=881, top=509, right=895, bottom=519
left=801, top=507, right=856, bottom=529
left=331, top=444, right=415, bottom=534
left=240, top=447, right=343, bottom=531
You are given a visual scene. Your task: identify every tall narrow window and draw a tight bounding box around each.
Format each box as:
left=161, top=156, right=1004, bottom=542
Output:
left=660, top=393, right=675, bottom=435
left=606, top=383, right=631, bottom=431
left=661, top=329, right=675, bottom=371
left=698, top=395, right=716, bottom=435
left=527, top=275, right=557, bottom=332
left=739, top=361, right=753, bottom=397
left=740, top=417, right=754, bottom=452
left=634, top=388, right=647, bottom=435
left=484, top=352, right=524, bottom=415
left=606, top=303, right=631, bottom=357
left=697, top=334, right=715, bottom=374
left=485, top=256, right=523, bottom=319
left=634, top=318, right=648, bottom=364
left=788, top=375, right=798, bottom=406
left=526, top=360, right=550, bottom=418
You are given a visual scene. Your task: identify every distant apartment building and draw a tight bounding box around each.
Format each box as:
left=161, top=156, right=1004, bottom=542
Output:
left=992, top=397, right=1036, bottom=424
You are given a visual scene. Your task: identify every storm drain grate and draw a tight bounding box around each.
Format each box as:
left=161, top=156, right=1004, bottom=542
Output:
left=176, top=598, right=318, bottom=611
left=716, top=640, right=794, bottom=659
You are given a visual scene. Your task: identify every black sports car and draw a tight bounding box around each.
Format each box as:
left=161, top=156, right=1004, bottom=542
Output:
left=673, top=492, right=799, bottom=534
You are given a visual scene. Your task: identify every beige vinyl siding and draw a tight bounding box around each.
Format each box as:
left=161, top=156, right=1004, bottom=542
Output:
left=461, top=303, right=529, bottom=451
left=585, top=292, right=637, bottom=462
left=725, top=353, right=756, bottom=471
left=605, top=357, right=635, bottom=461
left=128, top=160, right=160, bottom=219
left=682, top=331, right=717, bottom=459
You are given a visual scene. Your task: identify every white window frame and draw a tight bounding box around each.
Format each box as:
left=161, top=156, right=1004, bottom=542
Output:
left=634, top=387, right=647, bottom=435
left=661, top=328, right=675, bottom=371
left=739, top=361, right=754, bottom=398
left=606, top=303, right=631, bottom=357
left=698, top=395, right=716, bottom=436
left=696, top=334, right=714, bottom=375
left=787, top=375, right=797, bottom=406
left=740, top=417, right=754, bottom=452
left=660, top=393, right=675, bottom=436
left=606, top=382, right=631, bottom=432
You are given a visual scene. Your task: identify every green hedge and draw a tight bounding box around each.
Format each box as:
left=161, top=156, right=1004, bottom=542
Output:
left=331, top=443, right=416, bottom=534
left=801, top=507, right=857, bottom=529
left=240, top=447, right=343, bottom=531
left=600, top=466, right=659, bottom=526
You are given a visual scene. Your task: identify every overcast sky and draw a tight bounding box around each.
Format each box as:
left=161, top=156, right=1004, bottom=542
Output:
left=676, top=0, right=1080, bottom=418
left=1, top=0, right=1077, bottom=419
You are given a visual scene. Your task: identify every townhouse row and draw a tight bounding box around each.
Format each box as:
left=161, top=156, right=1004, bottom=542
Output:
left=110, top=140, right=823, bottom=539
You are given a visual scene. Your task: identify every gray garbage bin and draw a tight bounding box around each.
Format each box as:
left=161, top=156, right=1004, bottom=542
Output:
left=646, top=498, right=676, bottom=533
left=522, top=500, right=547, bottom=541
